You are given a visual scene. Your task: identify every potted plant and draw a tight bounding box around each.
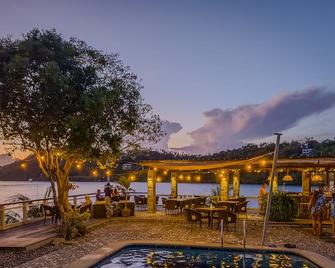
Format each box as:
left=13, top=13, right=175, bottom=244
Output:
left=117, top=175, right=132, bottom=217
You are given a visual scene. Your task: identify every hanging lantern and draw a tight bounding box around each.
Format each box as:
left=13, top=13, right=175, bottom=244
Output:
left=311, top=174, right=323, bottom=183
left=282, top=170, right=293, bottom=182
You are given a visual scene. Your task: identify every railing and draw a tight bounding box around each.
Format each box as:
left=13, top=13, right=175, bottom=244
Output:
left=0, top=191, right=168, bottom=231
left=0, top=192, right=98, bottom=231
left=0, top=192, right=259, bottom=231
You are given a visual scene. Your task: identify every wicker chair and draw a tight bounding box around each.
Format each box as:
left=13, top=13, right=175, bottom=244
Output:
left=134, top=196, right=145, bottom=211
left=165, top=199, right=180, bottom=215
left=183, top=208, right=207, bottom=227
left=235, top=201, right=248, bottom=213
left=214, top=210, right=237, bottom=231
left=42, top=204, right=60, bottom=224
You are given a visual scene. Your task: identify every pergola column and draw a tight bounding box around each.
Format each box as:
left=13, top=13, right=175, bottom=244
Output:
left=170, top=172, right=178, bottom=198
left=232, top=170, right=240, bottom=198
left=272, top=172, right=278, bottom=193
left=302, top=171, right=310, bottom=196
left=147, top=169, right=156, bottom=213
left=220, top=169, right=229, bottom=201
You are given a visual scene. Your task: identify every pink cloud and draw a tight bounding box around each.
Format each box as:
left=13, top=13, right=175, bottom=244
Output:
left=178, top=87, right=335, bottom=154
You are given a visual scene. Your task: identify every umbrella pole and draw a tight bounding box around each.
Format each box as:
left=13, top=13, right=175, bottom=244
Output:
left=261, top=133, right=282, bottom=246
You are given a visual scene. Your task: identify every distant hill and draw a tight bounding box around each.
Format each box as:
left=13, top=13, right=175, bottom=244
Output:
left=1, top=137, right=335, bottom=183
left=0, top=155, right=107, bottom=181
left=0, top=153, right=15, bottom=167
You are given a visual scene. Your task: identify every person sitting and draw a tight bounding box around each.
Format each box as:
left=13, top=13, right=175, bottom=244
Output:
left=112, top=186, right=119, bottom=196
left=78, top=195, right=92, bottom=213
left=96, top=189, right=104, bottom=201
left=104, top=182, right=112, bottom=198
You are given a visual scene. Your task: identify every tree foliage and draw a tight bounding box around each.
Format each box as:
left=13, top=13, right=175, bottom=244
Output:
left=0, top=29, right=161, bottom=235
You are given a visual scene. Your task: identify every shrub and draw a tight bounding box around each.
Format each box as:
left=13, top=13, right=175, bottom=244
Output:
left=64, top=210, right=90, bottom=240
left=269, top=192, right=297, bottom=222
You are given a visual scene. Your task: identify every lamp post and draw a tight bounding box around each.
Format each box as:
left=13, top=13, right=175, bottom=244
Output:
left=261, top=133, right=282, bottom=246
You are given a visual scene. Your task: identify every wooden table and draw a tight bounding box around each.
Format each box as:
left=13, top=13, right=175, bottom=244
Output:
left=166, top=197, right=198, bottom=212
left=196, top=207, right=229, bottom=228
left=216, top=200, right=239, bottom=212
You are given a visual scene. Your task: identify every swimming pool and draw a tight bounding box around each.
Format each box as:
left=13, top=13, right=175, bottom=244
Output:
left=91, top=244, right=319, bottom=268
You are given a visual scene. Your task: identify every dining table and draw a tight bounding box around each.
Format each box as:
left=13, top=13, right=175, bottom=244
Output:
left=196, top=206, right=229, bottom=228
left=166, top=197, right=199, bottom=212
left=216, top=200, right=239, bottom=212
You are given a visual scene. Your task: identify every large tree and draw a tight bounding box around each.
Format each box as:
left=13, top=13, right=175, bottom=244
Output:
left=0, top=29, right=161, bottom=234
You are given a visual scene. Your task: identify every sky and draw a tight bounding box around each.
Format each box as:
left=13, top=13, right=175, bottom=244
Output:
left=0, top=0, right=335, bottom=156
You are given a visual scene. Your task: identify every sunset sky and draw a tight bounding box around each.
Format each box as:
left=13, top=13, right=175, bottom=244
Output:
left=1, top=0, right=335, bottom=157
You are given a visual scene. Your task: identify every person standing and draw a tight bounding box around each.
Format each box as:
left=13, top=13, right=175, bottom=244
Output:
left=330, top=192, right=335, bottom=236
left=104, top=182, right=112, bottom=198
left=258, top=181, right=268, bottom=212
left=309, top=185, right=326, bottom=236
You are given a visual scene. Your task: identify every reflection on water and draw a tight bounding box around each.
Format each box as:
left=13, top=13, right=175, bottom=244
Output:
left=0, top=181, right=301, bottom=207
left=94, top=246, right=318, bottom=268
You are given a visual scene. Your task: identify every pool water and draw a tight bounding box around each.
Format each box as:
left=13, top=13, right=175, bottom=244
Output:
left=92, top=245, right=319, bottom=268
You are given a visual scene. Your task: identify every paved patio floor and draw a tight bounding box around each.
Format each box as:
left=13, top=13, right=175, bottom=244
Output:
left=0, top=211, right=333, bottom=268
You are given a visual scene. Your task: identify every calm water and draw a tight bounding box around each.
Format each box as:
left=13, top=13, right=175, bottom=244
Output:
left=93, top=245, right=318, bottom=268
left=0, top=180, right=301, bottom=207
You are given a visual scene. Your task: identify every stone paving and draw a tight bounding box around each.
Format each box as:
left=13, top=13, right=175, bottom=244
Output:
left=1, top=212, right=335, bottom=267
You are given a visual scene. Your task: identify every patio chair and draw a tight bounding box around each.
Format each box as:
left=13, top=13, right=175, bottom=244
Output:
left=183, top=208, right=207, bottom=227
left=134, top=195, right=145, bottom=211
left=165, top=200, right=180, bottom=215
left=199, top=197, right=207, bottom=206
left=214, top=210, right=237, bottom=231
left=181, top=199, right=192, bottom=211
left=42, top=204, right=59, bottom=224
left=161, top=197, right=167, bottom=207
left=235, top=201, right=248, bottom=213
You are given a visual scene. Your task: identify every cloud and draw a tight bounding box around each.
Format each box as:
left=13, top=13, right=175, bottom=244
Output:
left=179, top=87, right=335, bottom=154
left=153, top=120, right=182, bottom=150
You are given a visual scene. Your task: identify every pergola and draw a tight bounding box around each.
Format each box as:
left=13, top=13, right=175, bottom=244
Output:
left=140, top=156, right=335, bottom=213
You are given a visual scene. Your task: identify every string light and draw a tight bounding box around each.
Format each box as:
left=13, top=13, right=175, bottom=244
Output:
left=92, top=170, right=98, bottom=177
left=157, top=177, right=162, bottom=182
left=186, top=175, right=191, bottom=181
left=20, top=162, right=27, bottom=169
left=76, top=164, right=82, bottom=170
left=163, top=170, right=168, bottom=175
left=195, top=175, right=201, bottom=182
left=106, top=170, right=111, bottom=176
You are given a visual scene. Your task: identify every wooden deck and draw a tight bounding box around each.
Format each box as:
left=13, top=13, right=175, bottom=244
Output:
left=0, top=218, right=109, bottom=250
